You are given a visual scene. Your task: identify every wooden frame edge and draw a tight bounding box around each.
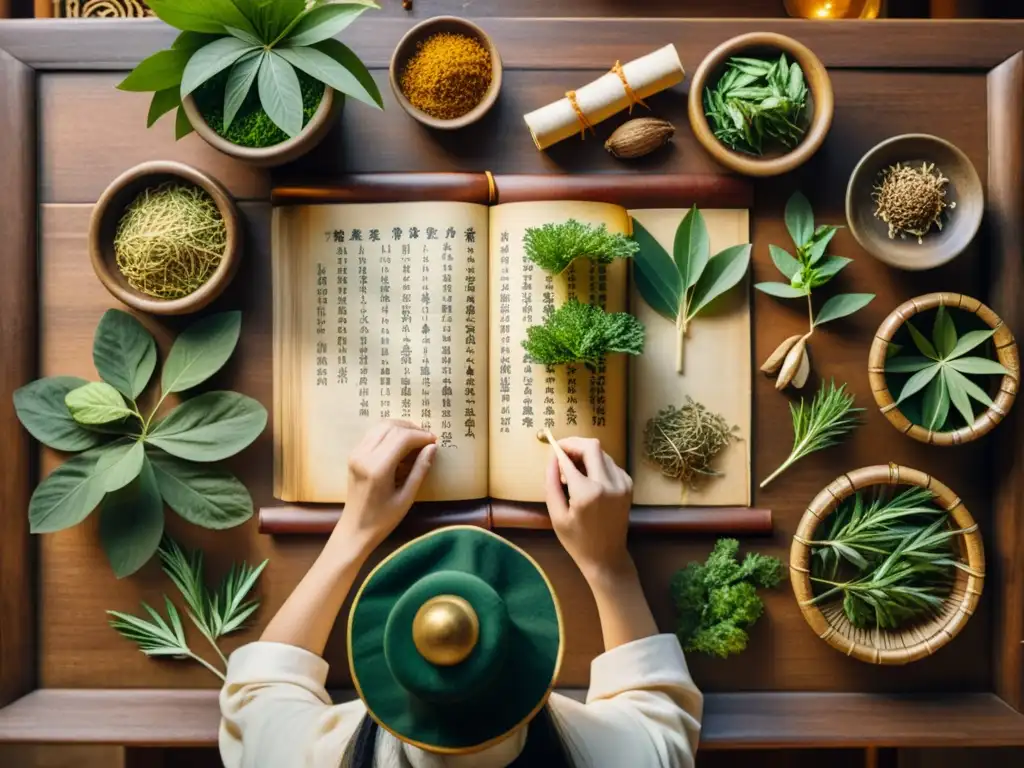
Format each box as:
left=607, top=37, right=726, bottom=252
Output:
left=987, top=50, right=1024, bottom=714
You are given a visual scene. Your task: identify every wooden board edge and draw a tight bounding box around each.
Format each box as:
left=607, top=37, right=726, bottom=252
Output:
left=987, top=50, right=1024, bottom=714
left=0, top=45, right=36, bottom=709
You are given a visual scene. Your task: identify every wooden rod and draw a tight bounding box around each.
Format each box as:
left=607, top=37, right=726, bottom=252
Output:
left=259, top=504, right=772, bottom=536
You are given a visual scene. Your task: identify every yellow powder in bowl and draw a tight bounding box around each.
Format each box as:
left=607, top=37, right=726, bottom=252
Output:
left=400, top=32, right=492, bottom=120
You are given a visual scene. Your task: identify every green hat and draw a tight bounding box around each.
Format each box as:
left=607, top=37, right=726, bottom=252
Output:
left=348, top=526, right=563, bottom=754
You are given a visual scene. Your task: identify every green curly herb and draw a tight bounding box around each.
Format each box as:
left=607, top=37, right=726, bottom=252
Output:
left=522, top=298, right=645, bottom=370
left=524, top=219, right=639, bottom=275
left=671, top=538, right=783, bottom=659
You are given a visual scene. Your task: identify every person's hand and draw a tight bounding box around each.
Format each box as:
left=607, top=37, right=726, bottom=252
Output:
left=544, top=437, right=633, bottom=583
left=336, top=420, right=437, bottom=553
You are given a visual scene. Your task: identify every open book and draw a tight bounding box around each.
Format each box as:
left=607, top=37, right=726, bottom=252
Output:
left=273, top=175, right=751, bottom=507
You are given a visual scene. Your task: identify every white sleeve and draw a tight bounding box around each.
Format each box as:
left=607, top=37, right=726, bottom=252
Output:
left=219, top=641, right=367, bottom=768
left=548, top=634, right=702, bottom=768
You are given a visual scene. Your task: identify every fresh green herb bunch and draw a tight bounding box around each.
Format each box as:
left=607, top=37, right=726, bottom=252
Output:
left=672, top=538, right=783, bottom=659
left=522, top=298, right=645, bottom=370
left=757, top=192, right=875, bottom=390
left=117, top=0, right=383, bottom=142
left=808, top=487, right=964, bottom=629
left=108, top=537, right=268, bottom=681
left=13, top=310, right=266, bottom=578
left=704, top=53, right=809, bottom=156
left=886, top=305, right=1010, bottom=432
left=631, top=206, right=752, bottom=373
left=523, top=219, right=639, bottom=275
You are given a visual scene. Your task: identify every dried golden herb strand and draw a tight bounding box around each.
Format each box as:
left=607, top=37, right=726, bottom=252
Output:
left=400, top=32, right=492, bottom=120
left=872, top=161, right=956, bottom=244
left=643, top=399, right=737, bottom=487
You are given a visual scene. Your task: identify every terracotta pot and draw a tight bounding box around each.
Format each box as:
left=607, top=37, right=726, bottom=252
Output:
left=181, top=87, right=341, bottom=168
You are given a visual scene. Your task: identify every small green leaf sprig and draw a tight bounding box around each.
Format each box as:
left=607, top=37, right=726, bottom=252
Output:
left=631, top=206, right=752, bottom=374
left=523, top=219, right=639, bottom=275
left=522, top=298, right=645, bottom=370
left=757, top=192, right=875, bottom=390
left=13, top=310, right=266, bottom=578
left=108, top=537, right=268, bottom=681
left=886, top=305, right=1010, bottom=432
left=117, top=0, right=383, bottom=141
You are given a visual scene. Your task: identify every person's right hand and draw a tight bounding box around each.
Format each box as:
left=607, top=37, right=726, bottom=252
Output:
left=544, top=437, right=633, bottom=582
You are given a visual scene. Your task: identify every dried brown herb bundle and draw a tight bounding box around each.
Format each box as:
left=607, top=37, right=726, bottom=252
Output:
left=643, top=398, right=737, bottom=487
left=872, top=162, right=955, bottom=244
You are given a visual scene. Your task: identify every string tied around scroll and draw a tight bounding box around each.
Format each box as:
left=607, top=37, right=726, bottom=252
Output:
left=565, top=90, right=596, bottom=139
left=611, top=60, right=648, bottom=112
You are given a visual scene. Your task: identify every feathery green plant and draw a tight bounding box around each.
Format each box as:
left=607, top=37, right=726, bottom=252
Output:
left=523, top=220, right=639, bottom=274
left=522, top=298, right=645, bottom=370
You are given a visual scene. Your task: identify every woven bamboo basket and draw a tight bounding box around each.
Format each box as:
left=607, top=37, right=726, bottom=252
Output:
left=790, top=464, right=985, bottom=665
left=868, top=292, right=1019, bottom=445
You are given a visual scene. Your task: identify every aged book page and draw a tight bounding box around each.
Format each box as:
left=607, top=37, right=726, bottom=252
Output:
left=627, top=208, right=751, bottom=506
left=273, top=202, right=490, bottom=502
left=487, top=201, right=630, bottom=502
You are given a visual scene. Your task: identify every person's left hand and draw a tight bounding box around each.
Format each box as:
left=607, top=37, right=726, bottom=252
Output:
left=337, top=420, right=438, bottom=552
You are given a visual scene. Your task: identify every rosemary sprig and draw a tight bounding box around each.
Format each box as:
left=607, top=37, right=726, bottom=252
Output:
left=760, top=380, right=863, bottom=488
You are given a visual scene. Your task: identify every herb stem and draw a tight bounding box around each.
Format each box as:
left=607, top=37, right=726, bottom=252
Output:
left=676, top=315, right=687, bottom=374
left=806, top=292, right=815, bottom=333
left=188, top=650, right=227, bottom=682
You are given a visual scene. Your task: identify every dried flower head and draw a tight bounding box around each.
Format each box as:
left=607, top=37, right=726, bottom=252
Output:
left=642, top=399, right=737, bottom=487
left=871, top=162, right=956, bottom=244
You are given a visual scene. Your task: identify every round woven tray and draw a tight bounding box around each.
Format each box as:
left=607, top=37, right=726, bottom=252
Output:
left=790, top=464, right=985, bottom=665
left=868, top=292, right=1019, bottom=445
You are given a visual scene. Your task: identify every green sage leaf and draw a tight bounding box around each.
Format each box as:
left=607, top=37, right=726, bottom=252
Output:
left=93, top=309, right=158, bottom=401
left=906, top=320, right=938, bottom=360
left=944, top=367, right=995, bottom=407
left=932, top=306, right=957, bottom=358
left=95, top=440, right=146, bottom=493
left=276, top=44, right=381, bottom=109
left=673, top=206, right=710, bottom=293
left=630, top=219, right=681, bottom=321
left=14, top=376, right=104, bottom=452
left=313, top=38, right=383, bottom=109
left=66, top=382, right=134, bottom=426
left=148, top=450, right=254, bottom=529
left=29, top=449, right=106, bottom=534
left=100, top=457, right=164, bottom=579
left=787, top=63, right=805, bottom=101
left=813, top=293, right=874, bottom=327
left=884, top=356, right=933, bottom=374
left=755, top=281, right=806, bottom=298
left=769, top=244, right=800, bottom=280
left=284, top=1, right=376, bottom=47
left=947, top=356, right=1010, bottom=376
left=812, top=255, right=852, bottom=282
left=942, top=367, right=976, bottom=427
left=687, top=244, right=751, bottom=319
left=175, top=105, right=195, bottom=140
left=147, top=87, right=181, bottom=128
left=257, top=51, right=304, bottom=138
left=895, top=365, right=940, bottom=406
left=806, top=225, right=840, bottom=265
left=146, top=0, right=258, bottom=36
left=784, top=191, right=814, bottom=247
left=920, top=373, right=949, bottom=431
left=147, top=392, right=267, bottom=462
left=947, top=328, right=996, bottom=360
left=180, top=37, right=258, bottom=98
left=118, top=49, right=191, bottom=93
left=223, top=51, right=264, bottom=131
left=162, top=311, right=242, bottom=394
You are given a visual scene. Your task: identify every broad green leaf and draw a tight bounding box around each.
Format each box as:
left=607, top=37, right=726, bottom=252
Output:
left=769, top=244, right=800, bottom=280
left=224, top=51, right=264, bottom=130
left=673, top=206, right=710, bottom=293
left=246, top=0, right=306, bottom=42
left=276, top=44, right=381, bottom=109
left=66, top=382, right=135, bottom=426
left=29, top=449, right=106, bottom=534
left=631, top=219, right=681, bottom=321
left=942, top=367, right=976, bottom=427
left=755, top=281, right=806, bottom=298
left=257, top=51, right=304, bottom=138
left=895, top=365, right=940, bottom=405
left=180, top=37, right=258, bottom=98
left=884, top=356, right=933, bottom=373
left=813, top=293, right=874, bottom=327
left=95, top=440, right=146, bottom=493
left=13, top=376, right=104, bottom=452
left=312, top=38, right=383, bottom=109
left=148, top=450, right=253, bottom=529
left=906, top=320, right=938, bottom=360
left=947, top=328, right=996, bottom=360
left=633, top=260, right=677, bottom=321
left=806, top=225, right=840, bottom=264
left=687, top=244, right=751, bottom=318
left=787, top=62, right=805, bottom=100
left=147, top=87, right=181, bottom=127
left=93, top=309, right=157, bottom=401
left=118, top=49, right=191, bottom=92
left=944, top=367, right=995, bottom=407
left=147, top=392, right=267, bottom=462
left=162, top=311, right=242, bottom=394
left=100, top=457, right=164, bottom=579
left=172, top=31, right=222, bottom=53
left=175, top=105, right=194, bottom=140
left=812, top=255, right=852, bottom=282
left=784, top=191, right=814, bottom=247
left=224, top=24, right=263, bottom=46
left=284, top=1, right=377, bottom=47
left=932, top=306, right=957, bottom=358
left=920, top=373, right=949, bottom=431
left=947, top=357, right=1010, bottom=375
left=147, top=0, right=258, bottom=36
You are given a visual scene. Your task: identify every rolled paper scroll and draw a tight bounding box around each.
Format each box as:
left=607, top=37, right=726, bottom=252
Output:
left=523, top=44, right=685, bottom=150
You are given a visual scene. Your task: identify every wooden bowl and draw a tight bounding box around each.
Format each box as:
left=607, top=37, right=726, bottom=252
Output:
left=687, top=32, right=833, bottom=177
left=389, top=16, right=502, bottom=130
left=89, top=161, right=241, bottom=316
left=791, top=464, right=984, bottom=665
left=868, top=292, right=1019, bottom=445
left=846, top=134, right=983, bottom=270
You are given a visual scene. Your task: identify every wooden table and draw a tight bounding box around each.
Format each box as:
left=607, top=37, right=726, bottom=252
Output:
left=0, top=16, right=1023, bottom=765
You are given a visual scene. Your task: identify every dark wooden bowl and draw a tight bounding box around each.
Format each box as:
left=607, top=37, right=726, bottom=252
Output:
left=88, top=161, right=241, bottom=316
left=687, top=32, right=833, bottom=177
left=389, top=16, right=502, bottom=130
left=846, top=134, right=983, bottom=270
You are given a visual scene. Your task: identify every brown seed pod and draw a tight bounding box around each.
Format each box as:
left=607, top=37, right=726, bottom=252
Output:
left=604, top=118, right=675, bottom=159
left=775, top=338, right=807, bottom=390
left=791, top=347, right=811, bottom=389
left=761, top=334, right=803, bottom=375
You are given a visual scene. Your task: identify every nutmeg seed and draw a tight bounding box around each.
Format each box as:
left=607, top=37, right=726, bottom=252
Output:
left=605, top=118, right=675, bottom=159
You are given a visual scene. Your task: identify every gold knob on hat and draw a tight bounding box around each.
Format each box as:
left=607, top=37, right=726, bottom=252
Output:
left=412, top=594, right=479, bottom=666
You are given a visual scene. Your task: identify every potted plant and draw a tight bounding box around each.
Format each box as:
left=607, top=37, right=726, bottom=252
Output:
left=118, top=0, right=384, bottom=167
